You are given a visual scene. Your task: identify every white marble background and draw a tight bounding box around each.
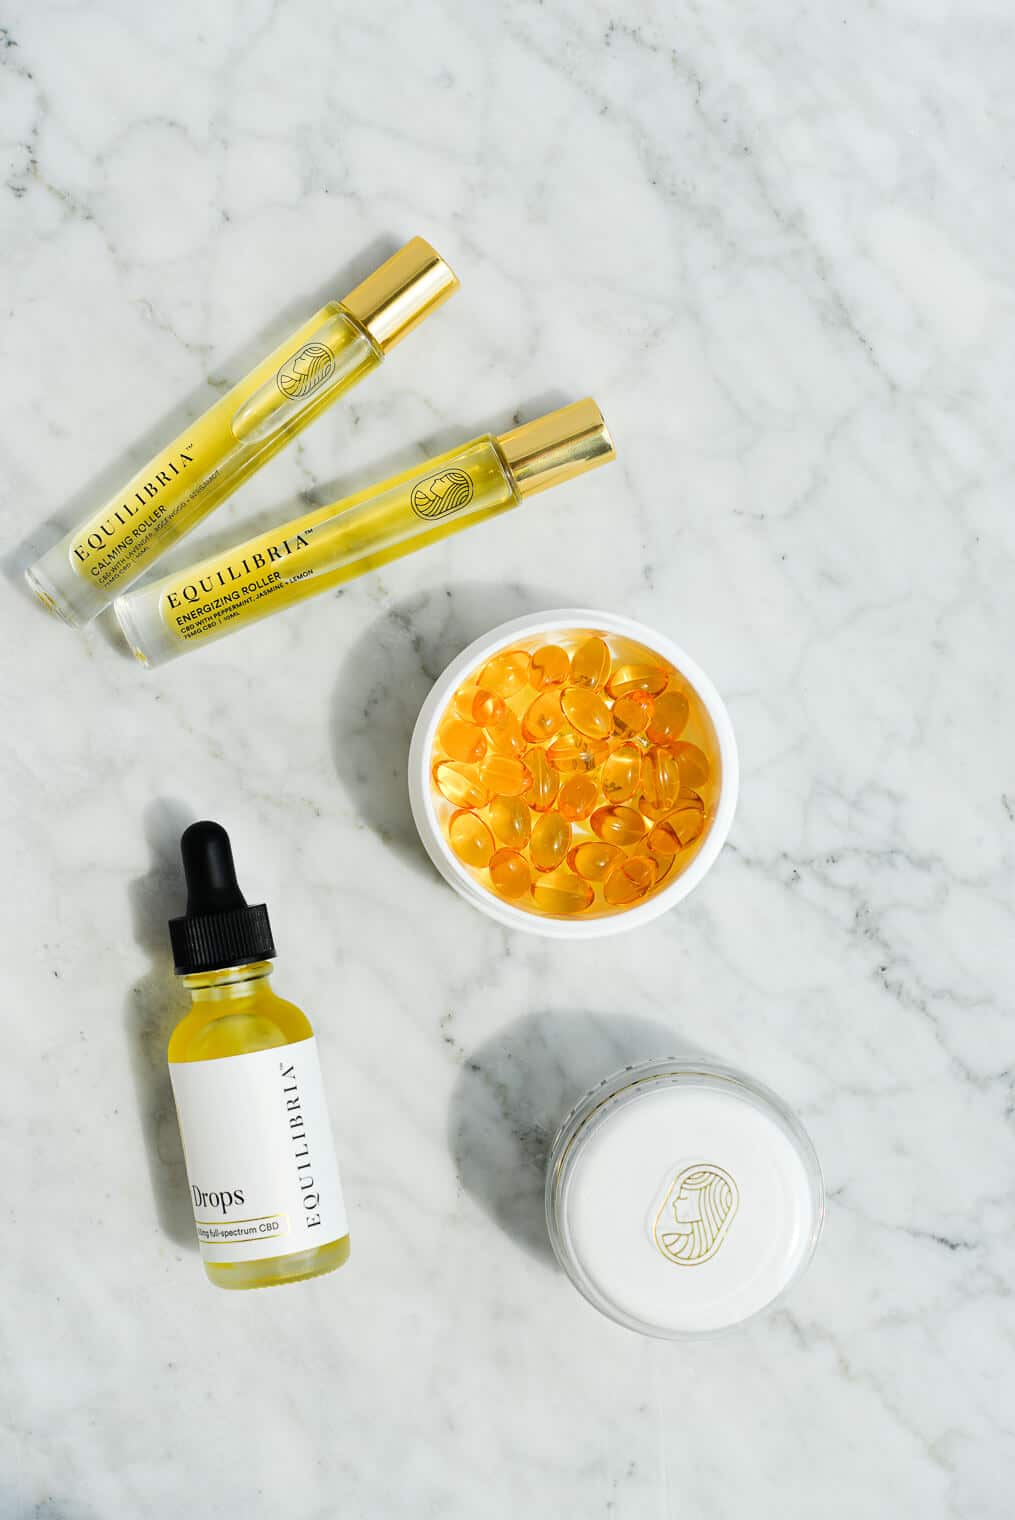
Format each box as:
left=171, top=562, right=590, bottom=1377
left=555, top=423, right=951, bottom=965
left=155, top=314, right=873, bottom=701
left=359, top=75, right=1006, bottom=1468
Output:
left=1, top=1, right=1013, bottom=1516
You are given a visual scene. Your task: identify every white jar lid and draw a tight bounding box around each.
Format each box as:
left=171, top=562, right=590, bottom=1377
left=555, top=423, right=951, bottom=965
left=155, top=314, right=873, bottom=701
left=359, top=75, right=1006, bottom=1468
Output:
left=547, top=1062, right=823, bottom=1337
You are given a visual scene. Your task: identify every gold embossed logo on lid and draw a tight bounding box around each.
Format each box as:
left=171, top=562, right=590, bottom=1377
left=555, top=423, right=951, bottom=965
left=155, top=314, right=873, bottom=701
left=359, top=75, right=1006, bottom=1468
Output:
left=653, top=1162, right=740, bottom=1266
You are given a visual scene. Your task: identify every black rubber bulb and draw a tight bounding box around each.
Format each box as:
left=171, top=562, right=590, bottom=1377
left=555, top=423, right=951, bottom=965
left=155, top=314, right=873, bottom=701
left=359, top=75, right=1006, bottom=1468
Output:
left=169, top=821, right=274, bottom=975
left=180, top=820, right=248, bottom=917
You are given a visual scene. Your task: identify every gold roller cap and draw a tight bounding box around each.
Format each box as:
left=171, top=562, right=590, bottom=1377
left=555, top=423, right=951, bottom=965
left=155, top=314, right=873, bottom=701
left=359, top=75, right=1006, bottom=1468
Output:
left=342, top=237, right=459, bottom=353
left=496, top=399, right=616, bottom=498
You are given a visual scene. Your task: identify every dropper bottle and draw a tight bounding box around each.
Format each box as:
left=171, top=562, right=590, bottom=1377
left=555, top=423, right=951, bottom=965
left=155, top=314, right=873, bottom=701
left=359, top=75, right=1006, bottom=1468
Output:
left=167, top=820, right=349, bottom=1290
left=115, top=398, right=616, bottom=666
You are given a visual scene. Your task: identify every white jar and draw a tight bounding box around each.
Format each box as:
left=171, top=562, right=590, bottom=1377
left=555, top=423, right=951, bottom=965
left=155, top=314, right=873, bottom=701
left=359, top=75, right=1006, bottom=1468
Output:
left=545, top=1059, right=824, bottom=1337
left=407, top=608, right=738, bottom=938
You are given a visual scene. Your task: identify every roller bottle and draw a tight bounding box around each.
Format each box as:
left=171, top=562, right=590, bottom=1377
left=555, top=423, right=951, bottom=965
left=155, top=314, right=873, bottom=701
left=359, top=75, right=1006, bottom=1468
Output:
left=116, top=399, right=616, bottom=666
left=27, top=238, right=457, bottom=625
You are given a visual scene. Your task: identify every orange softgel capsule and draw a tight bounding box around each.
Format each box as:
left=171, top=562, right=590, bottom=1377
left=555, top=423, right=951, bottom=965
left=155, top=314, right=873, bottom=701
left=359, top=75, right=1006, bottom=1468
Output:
left=454, top=685, right=507, bottom=727
left=601, top=742, right=641, bottom=803
left=605, top=663, right=668, bottom=699
left=523, top=747, right=559, bottom=811
left=530, top=870, right=595, bottom=915
left=561, top=687, right=613, bottom=740
left=646, top=690, right=690, bottom=746
left=448, top=810, right=495, bottom=869
left=480, top=754, right=532, bottom=797
left=530, top=811, right=571, bottom=872
left=671, top=741, right=710, bottom=790
left=439, top=717, right=487, bottom=764
left=486, top=708, right=526, bottom=758
left=489, top=848, right=531, bottom=899
left=530, top=644, right=570, bottom=689
left=522, top=689, right=566, bottom=743
left=568, top=840, right=624, bottom=882
left=431, top=626, right=720, bottom=920
left=611, top=689, right=654, bottom=737
left=488, top=794, right=531, bottom=847
left=646, top=794, right=705, bottom=855
left=546, top=730, right=609, bottom=773
left=603, top=854, right=657, bottom=905
left=433, top=762, right=489, bottom=810
left=640, top=747, right=682, bottom=814
left=591, top=804, right=645, bottom=847
left=641, top=848, right=675, bottom=890
left=557, top=773, right=599, bottom=821
left=479, top=649, right=530, bottom=697
left=570, top=636, right=611, bottom=690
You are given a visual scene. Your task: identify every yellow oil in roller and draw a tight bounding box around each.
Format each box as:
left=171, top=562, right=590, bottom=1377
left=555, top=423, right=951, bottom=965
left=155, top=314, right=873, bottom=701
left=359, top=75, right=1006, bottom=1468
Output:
left=114, top=400, right=615, bottom=666
left=26, top=238, right=457, bottom=625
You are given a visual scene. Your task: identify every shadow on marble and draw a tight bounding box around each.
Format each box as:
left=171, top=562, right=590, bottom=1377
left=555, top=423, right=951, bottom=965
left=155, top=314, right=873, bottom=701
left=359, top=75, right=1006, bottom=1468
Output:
left=1, top=234, right=397, bottom=594
left=92, top=606, right=137, bottom=661
left=448, top=1010, right=716, bottom=1266
left=123, top=798, right=200, bottom=1251
left=329, top=577, right=574, bottom=879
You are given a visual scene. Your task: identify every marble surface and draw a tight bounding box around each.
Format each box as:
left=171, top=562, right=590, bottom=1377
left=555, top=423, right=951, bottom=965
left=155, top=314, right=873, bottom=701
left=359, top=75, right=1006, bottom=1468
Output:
left=2, top=2, right=1013, bottom=1516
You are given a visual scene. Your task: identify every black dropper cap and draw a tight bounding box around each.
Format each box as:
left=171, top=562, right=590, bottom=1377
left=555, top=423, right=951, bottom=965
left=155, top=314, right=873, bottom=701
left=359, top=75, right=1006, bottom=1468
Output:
left=169, top=821, right=276, bottom=975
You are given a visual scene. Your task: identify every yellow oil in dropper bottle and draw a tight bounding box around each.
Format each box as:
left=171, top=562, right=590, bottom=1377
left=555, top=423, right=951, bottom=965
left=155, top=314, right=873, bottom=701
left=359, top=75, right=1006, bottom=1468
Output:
left=167, top=821, right=349, bottom=1290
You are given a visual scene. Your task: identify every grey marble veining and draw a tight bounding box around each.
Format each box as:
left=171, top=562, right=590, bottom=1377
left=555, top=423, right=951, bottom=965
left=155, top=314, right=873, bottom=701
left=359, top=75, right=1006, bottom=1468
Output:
left=1, top=2, right=1013, bottom=1516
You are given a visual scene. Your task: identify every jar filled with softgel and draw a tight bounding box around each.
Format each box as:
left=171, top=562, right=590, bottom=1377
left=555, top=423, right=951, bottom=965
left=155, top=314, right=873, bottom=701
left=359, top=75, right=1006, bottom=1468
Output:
left=409, top=610, right=738, bottom=937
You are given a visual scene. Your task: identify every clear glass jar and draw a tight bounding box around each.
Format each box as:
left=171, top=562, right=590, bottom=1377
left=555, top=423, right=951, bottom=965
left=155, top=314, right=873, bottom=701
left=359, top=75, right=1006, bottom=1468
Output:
left=545, top=1058, right=824, bottom=1338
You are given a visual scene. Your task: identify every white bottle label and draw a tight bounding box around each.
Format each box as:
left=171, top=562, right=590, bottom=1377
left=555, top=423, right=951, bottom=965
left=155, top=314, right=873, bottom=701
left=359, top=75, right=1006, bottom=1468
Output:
left=168, top=1036, right=347, bottom=1264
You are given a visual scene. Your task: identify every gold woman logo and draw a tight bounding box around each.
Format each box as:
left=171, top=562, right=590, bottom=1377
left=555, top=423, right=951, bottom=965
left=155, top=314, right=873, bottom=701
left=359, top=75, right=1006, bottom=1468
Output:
left=653, top=1163, right=739, bottom=1266
left=276, top=342, right=336, bottom=400
left=409, top=469, right=475, bottom=520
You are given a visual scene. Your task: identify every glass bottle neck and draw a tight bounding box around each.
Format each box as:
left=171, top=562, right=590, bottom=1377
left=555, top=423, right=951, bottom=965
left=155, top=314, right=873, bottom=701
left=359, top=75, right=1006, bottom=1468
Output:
left=182, top=960, right=274, bottom=1003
